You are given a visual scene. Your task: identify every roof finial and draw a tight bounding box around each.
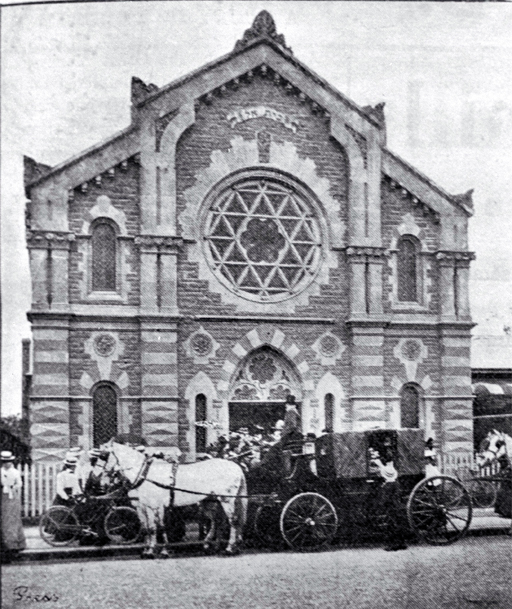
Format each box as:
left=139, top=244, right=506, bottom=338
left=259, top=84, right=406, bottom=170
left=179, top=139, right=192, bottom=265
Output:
left=234, top=11, right=291, bottom=53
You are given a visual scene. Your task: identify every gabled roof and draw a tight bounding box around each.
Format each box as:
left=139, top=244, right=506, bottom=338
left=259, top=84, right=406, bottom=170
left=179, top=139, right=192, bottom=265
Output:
left=24, top=11, right=473, bottom=217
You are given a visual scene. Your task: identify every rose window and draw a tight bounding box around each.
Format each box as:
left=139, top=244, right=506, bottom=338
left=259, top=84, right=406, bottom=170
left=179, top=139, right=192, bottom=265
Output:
left=204, top=177, right=322, bottom=301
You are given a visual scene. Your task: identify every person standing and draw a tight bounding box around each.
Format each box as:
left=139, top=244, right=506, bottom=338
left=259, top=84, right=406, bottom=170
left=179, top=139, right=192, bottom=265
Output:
left=53, top=456, right=81, bottom=506
left=282, top=395, right=300, bottom=436
left=369, top=443, right=408, bottom=552
left=1, top=451, right=26, bottom=562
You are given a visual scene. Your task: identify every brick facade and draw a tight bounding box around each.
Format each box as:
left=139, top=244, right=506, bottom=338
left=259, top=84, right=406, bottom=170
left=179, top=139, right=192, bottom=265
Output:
left=24, top=12, right=475, bottom=463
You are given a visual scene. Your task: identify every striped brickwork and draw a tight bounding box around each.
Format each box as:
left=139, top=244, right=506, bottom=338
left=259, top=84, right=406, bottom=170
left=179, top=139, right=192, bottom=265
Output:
left=140, top=324, right=179, bottom=449
left=350, top=328, right=386, bottom=430
left=30, top=326, right=70, bottom=462
left=440, top=331, right=473, bottom=454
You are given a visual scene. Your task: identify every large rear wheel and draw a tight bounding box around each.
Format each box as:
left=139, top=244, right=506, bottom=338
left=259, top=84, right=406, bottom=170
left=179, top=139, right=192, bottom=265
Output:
left=39, top=506, right=80, bottom=546
left=407, top=475, right=472, bottom=545
left=104, top=506, right=142, bottom=545
left=280, top=492, right=338, bottom=550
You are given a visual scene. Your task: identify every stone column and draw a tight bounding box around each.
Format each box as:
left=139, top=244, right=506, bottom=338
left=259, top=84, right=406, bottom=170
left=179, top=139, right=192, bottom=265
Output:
left=436, top=253, right=456, bottom=320
left=454, top=252, right=475, bottom=321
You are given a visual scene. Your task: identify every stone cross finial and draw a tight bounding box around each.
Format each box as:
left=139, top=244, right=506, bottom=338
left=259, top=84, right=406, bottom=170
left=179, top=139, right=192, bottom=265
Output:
left=234, top=11, right=291, bottom=52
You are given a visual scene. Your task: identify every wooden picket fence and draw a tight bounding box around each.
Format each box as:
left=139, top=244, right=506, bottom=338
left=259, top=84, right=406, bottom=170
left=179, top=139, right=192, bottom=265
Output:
left=18, top=452, right=502, bottom=518
left=20, top=463, right=59, bottom=518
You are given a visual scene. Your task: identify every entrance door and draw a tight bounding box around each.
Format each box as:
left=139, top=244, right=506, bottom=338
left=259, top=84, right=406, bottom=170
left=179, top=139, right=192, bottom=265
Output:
left=229, top=402, right=297, bottom=434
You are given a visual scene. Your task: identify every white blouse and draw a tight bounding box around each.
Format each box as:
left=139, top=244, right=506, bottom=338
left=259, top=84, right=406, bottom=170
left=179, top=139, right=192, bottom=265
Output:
left=1, top=466, right=22, bottom=500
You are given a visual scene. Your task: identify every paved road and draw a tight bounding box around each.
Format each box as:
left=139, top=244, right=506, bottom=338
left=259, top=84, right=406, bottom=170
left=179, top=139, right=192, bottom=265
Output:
left=2, top=536, right=511, bottom=609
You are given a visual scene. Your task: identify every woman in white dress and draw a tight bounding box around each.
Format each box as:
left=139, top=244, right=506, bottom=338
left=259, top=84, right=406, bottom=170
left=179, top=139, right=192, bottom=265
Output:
left=1, top=451, right=26, bottom=561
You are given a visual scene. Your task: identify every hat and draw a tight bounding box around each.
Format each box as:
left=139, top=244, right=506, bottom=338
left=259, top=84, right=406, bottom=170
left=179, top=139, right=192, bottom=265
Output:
left=89, top=448, right=103, bottom=458
left=238, top=427, right=249, bottom=435
left=285, top=394, right=296, bottom=404
left=135, top=445, right=146, bottom=453
left=1, top=451, right=15, bottom=462
left=424, top=449, right=436, bottom=458
left=64, top=456, right=78, bottom=466
left=274, top=420, right=284, bottom=430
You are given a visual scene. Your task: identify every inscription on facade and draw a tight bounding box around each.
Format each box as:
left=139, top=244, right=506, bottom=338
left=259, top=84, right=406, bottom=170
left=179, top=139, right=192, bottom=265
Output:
left=227, top=106, right=299, bottom=132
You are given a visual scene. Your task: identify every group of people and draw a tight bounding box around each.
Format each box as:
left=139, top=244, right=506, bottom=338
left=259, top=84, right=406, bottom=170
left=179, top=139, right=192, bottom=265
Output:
left=204, top=394, right=304, bottom=470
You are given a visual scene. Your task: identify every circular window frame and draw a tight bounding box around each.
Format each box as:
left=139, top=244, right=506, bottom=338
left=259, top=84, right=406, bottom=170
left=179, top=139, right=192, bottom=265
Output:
left=200, top=168, right=327, bottom=304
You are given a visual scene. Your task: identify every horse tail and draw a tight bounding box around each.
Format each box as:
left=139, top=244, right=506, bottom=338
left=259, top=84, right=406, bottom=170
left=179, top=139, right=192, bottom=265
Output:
left=236, top=469, right=248, bottom=531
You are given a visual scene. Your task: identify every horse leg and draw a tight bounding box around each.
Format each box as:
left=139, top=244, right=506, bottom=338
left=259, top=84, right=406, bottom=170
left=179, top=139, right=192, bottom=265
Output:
left=202, top=500, right=218, bottom=553
left=141, top=508, right=157, bottom=559
left=157, top=509, right=171, bottom=558
left=219, top=499, right=239, bottom=555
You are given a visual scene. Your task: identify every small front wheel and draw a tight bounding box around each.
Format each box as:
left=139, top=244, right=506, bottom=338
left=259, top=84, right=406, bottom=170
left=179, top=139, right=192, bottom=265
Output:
left=104, top=506, right=142, bottom=545
left=466, top=479, right=497, bottom=509
left=39, top=506, right=80, bottom=546
left=280, top=492, right=338, bottom=550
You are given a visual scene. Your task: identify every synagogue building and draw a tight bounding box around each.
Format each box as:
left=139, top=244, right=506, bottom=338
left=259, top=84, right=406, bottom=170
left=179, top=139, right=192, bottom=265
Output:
left=24, top=12, right=475, bottom=463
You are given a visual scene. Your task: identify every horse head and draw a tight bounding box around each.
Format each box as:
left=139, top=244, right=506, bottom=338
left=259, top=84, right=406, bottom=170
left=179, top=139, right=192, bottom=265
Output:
left=476, top=430, right=509, bottom=467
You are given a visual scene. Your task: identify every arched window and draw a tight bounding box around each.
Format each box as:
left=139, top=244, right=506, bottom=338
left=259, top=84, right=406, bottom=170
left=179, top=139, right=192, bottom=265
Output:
left=397, top=235, right=419, bottom=302
left=92, top=383, right=118, bottom=446
left=92, top=221, right=116, bottom=291
left=324, top=393, right=334, bottom=432
left=195, top=394, right=207, bottom=453
left=400, top=384, right=420, bottom=429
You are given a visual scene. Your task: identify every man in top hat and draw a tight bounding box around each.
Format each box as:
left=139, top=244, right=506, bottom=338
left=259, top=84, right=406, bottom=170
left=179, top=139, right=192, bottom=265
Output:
left=82, top=449, right=108, bottom=496
left=1, top=451, right=26, bottom=561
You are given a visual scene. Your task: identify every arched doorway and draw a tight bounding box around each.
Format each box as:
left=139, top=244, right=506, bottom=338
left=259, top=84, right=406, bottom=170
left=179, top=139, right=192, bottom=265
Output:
left=228, top=347, right=303, bottom=434
left=92, top=383, right=118, bottom=446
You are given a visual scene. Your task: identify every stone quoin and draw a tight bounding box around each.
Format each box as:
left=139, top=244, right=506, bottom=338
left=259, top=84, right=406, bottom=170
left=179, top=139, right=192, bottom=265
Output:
left=24, top=11, right=475, bottom=462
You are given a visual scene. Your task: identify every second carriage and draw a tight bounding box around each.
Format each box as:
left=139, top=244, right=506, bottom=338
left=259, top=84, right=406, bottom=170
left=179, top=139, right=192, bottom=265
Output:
left=244, top=428, right=473, bottom=550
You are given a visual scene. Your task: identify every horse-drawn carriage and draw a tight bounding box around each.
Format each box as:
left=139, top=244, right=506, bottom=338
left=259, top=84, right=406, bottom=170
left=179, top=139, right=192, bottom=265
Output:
left=39, top=428, right=476, bottom=554
left=245, top=428, right=473, bottom=550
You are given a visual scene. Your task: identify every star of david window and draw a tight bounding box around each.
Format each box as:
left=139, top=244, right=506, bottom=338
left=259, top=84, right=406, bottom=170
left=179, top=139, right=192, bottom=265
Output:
left=203, top=175, right=323, bottom=302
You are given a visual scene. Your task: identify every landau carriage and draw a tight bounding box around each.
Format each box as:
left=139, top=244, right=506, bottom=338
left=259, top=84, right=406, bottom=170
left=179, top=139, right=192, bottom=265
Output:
left=39, top=427, right=474, bottom=553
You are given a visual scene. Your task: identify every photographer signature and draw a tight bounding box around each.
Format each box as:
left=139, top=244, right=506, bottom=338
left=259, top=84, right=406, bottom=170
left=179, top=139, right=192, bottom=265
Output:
left=13, top=586, right=59, bottom=603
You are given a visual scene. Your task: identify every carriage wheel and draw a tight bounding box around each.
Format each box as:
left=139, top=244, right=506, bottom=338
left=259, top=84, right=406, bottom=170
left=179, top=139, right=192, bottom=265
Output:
left=254, top=503, right=282, bottom=548
left=39, top=506, right=80, bottom=546
left=407, top=475, right=472, bottom=545
left=104, top=506, right=142, bottom=545
left=280, top=492, right=338, bottom=550
left=466, top=479, right=497, bottom=509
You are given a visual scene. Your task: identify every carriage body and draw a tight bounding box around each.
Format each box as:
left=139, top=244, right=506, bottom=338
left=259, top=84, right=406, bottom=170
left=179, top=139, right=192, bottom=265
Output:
left=247, top=428, right=473, bottom=549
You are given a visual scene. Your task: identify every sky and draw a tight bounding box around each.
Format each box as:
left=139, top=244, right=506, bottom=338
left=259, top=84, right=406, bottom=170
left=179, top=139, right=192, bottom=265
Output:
left=1, top=1, right=512, bottom=417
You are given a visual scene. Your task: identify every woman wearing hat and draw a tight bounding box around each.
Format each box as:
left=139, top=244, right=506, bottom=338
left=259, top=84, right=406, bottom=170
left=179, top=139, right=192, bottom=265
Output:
left=1, top=451, right=26, bottom=561
left=53, top=456, right=81, bottom=507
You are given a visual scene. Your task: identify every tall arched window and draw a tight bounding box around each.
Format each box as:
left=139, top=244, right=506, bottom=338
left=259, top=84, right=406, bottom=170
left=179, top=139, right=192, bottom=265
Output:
left=397, top=235, right=419, bottom=302
left=195, top=394, right=207, bottom=453
left=92, top=221, right=116, bottom=291
left=324, top=393, right=334, bottom=432
left=92, top=383, right=118, bottom=446
left=400, top=384, right=420, bottom=429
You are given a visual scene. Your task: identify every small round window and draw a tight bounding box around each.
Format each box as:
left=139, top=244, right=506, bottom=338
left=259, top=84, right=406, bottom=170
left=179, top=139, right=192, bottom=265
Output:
left=203, top=174, right=323, bottom=302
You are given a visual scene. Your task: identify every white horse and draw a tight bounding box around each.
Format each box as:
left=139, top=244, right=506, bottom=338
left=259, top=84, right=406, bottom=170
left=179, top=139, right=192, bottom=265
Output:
left=476, top=429, right=512, bottom=468
left=476, top=429, right=512, bottom=532
left=103, top=442, right=247, bottom=558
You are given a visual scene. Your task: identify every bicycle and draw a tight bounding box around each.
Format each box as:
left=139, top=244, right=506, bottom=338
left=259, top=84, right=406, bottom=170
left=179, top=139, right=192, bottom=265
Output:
left=39, top=489, right=142, bottom=547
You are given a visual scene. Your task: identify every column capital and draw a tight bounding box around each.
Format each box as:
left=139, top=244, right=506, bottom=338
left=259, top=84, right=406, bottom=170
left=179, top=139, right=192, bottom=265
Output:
left=26, top=230, right=75, bottom=249
left=346, top=246, right=389, bottom=260
left=134, top=235, right=183, bottom=253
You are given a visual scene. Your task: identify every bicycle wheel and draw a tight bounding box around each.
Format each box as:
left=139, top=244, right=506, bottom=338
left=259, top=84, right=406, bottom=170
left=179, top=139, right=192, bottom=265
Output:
left=467, top=479, right=497, bottom=509
left=39, top=506, right=80, bottom=546
left=104, top=506, right=142, bottom=544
